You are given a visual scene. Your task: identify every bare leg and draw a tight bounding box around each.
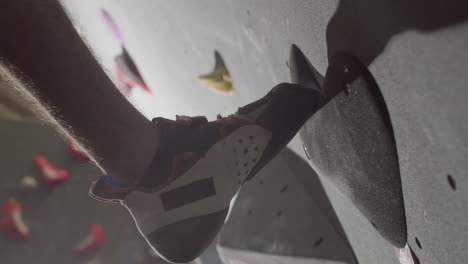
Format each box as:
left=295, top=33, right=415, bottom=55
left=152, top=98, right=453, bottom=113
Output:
left=0, top=0, right=160, bottom=182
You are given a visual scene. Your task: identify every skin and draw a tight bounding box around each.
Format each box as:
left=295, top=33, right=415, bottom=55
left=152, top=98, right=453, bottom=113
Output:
left=0, top=0, right=160, bottom=183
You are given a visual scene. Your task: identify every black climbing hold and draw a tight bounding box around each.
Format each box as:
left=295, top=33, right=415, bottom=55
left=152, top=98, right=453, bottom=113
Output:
left=289, top=44, right=324, bottom=92
left=300, top=52, right=407, bottom=247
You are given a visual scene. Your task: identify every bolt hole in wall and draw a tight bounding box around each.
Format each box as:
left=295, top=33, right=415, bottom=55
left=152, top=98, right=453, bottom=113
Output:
left=415, top=237, right=422, bottom=250
left=447, top=174, right=456, bottom=190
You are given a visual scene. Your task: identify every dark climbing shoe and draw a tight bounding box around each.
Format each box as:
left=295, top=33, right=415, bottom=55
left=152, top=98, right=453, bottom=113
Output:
left=90, top=46, right=322, bottom=263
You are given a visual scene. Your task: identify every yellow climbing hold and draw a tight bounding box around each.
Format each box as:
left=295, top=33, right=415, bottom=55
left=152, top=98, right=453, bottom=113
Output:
left=199, top=51, right=234, bottom=95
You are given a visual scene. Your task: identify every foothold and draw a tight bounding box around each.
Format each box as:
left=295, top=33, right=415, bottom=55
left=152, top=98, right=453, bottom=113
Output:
left=0, top=198, right=30, bottom=242
left=66, top=139, right=90, bottom=162
left=198, top=51, right=233, bottom=95
left=20, top=176, right=39, bottom=189
left=415, top=237, right=422, bottom=250
left=313, top=237, right=323, bottom=248
left=276, top=210, right=283, bottom=217
left=247, top=210, right=252, bottom=216
left=74, top=224, right=105, bottom=256
left=447, top=174, right=456, bottom=190
left=259, top=179, right=263, bottom=185
left=344, top=65, right=349, bottom=73
left=33, top=156, right=70, bottom=188
left=371, top=222, right=378, bottom=229
left=286, top=61, right=290, bottom=68
left=280, top=185, right=289, bottom=193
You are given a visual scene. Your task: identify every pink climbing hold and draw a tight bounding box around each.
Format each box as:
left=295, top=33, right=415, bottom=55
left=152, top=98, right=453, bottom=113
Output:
left=101, top=9, right=125, bottom=46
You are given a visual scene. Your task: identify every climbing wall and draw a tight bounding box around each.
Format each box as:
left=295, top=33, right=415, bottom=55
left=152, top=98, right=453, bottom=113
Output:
left=0, top=119, right=168, bottom=264
left=27, top=0, right=468, bottom=263
left=218, top=148, right=357, bottom=264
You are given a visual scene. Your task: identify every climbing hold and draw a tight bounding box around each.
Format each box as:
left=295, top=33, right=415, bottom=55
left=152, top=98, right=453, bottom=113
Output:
left=199, top=51, right=233, bottom=95
left=33, top=156, right=69, bottom=188
left=19, top=176, right=39, bottom=189
left=0, top=198, right=30, bottom=242
left=74, top=224, right=105, bottom=256
left=66, top=139, right=90, bottom=162
left=300, top=52, right=407, bottom=247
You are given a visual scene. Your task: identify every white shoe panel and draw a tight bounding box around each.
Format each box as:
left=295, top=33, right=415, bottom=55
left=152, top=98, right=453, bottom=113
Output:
left=124, top=124, right=272, bottom=233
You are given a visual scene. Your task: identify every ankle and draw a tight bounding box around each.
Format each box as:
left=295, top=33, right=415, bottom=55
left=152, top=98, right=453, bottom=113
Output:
left=100, top=122, right=161, bottom=184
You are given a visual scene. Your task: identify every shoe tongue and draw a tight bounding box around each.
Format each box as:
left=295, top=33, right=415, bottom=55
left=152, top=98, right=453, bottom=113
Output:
left=89, top=175, right=131, bottom=203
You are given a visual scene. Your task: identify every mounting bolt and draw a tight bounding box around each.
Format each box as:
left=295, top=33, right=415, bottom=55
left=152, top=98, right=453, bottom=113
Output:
left=303, top=145, right=311, bottom=160
left=344, top=65, right=349, bottom=73
left=345, top=83, right=351, bottom=95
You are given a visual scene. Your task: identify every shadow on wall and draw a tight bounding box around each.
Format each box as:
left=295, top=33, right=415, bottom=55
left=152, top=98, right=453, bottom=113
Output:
left=326, top=0, right=468, bottom=65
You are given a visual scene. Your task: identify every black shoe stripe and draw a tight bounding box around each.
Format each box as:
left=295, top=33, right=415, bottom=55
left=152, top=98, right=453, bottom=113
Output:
left=160, top=177, right=216, bottom=211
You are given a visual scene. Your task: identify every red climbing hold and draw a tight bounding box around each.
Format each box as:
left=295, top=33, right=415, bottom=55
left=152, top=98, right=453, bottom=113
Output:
left=66, top=139, right=90, bottom=162
left=0, top=198, right=30, bottom=242
left=74, top=224, right=104, bottom=256
left=33, top=156, right=70, bottom=188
